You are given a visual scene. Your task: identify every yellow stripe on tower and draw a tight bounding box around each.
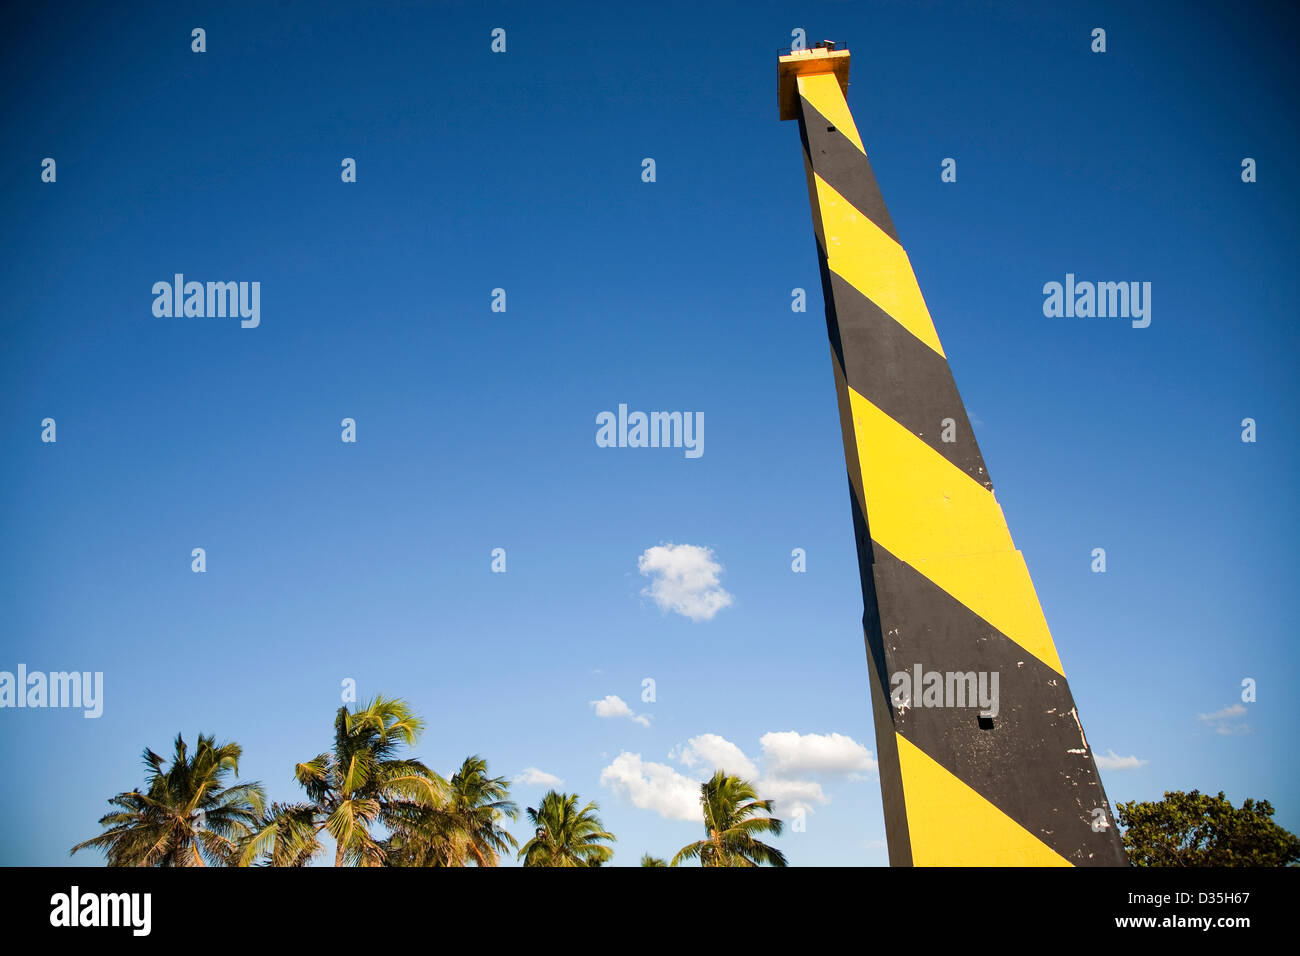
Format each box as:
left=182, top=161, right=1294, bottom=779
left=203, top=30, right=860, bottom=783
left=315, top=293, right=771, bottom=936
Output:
left=811, top=174, right=945, bottom=357
left=896, top=735, right=1072, bottom=866
left=795, top=72, right=865, bottom=152
left=847, top=387, right=1065, bottom=676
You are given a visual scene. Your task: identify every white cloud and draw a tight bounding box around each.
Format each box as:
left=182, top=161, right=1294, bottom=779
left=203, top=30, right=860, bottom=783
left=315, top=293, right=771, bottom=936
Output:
left=603, top=730, right=873, bottom=825
left=1197, top=703, right=1250, bottom=735
left=759, top=777, right=828, bottom=817
left=590, top=694, right=651, bottom=727
left=514, top=767, right=564, bottom=787
left=637, top=543, right=733, bottom=621
left=1093, top=749, right=1148, bottom=771
left=674, top=733, right=759, bottom=780
left=1198, top=703, right=1246, bottom=721
left=599, top=752, right=701, bottom=822
left=759, top=731, right=876, bottom=777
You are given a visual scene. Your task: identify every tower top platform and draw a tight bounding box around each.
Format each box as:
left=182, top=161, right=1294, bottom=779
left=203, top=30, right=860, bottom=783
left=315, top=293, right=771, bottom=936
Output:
left=778, top=45, right=850, bottom=120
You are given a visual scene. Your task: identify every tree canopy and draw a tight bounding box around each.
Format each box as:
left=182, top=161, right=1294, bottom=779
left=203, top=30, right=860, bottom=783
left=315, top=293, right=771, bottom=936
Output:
left=1117, top=790, right=1300, bottom=867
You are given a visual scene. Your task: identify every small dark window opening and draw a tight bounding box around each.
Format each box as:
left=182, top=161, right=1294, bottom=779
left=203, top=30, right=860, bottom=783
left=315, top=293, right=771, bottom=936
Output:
left=978, top=715, right=995, bottom=730
left=827, top=126, right=836, bottom=132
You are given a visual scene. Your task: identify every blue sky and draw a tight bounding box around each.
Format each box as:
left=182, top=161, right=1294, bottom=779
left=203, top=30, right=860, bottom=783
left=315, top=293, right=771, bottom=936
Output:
left=1, top=0, right=1296, bottom=866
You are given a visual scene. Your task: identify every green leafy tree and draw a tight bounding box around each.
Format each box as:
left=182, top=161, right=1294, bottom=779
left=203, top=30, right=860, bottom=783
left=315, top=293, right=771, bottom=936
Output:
left=640, top=854, right=669, bottom=867
left=241, top=696, right=445, bottom=866
left=518, top=791, right=615, bottom=867
left=1118, top=790, right=1300, bottom=866
left=385, top=755, right=519, bottom=866
left=72, top=733, right=265, bottom=867
left=672, top=770, right=787, bottom=867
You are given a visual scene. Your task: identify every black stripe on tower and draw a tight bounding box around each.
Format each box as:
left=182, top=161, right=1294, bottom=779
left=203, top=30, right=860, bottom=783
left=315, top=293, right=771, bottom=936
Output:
left=811, top=230, right=992, bottom=489
left=797, top=98, right=900, bottom=244
left=871, top=545, right=1130, bottom=865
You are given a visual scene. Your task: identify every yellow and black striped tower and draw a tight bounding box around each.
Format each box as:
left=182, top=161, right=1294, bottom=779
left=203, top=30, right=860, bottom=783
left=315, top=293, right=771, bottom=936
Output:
left=780, top=45, right=1128, bottom=866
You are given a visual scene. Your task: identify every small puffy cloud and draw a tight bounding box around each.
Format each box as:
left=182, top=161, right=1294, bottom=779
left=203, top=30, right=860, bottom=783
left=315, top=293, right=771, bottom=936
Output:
left=1093, top=749, right=1148, bottom=771
left=600, top=752, right=701, bottom=822
left=515, top=767, right=564, bottom=787
left=1197, top=703, right=1250, bottom=736
left=759, top=731, right=876, bottom=777
left=638, top=543, right=733, bottom=621
left=674, top=733, right=759, bottom=780
left=1199, top=703, right=1246, bottom=721
left=590, top=694, right=650, bottom=727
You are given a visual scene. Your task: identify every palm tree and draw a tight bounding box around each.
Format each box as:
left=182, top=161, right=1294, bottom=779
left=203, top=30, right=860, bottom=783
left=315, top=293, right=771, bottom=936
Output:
left=241, top=695, right=444, bottom=867
left=72, top=733, right=265, bottom=867
left=640, top=854, right=668, bottom=867
left=384, top=755, right=519, bottom=866
left=242, top=801, right=320, bottom=867
left=518, top=791, right=615, bottom=867
left=671, top=770, right=787, bottom=867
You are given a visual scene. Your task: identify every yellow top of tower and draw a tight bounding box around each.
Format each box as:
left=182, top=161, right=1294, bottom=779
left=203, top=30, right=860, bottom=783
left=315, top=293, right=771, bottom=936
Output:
left=778, top=44, right=850, bottom=121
